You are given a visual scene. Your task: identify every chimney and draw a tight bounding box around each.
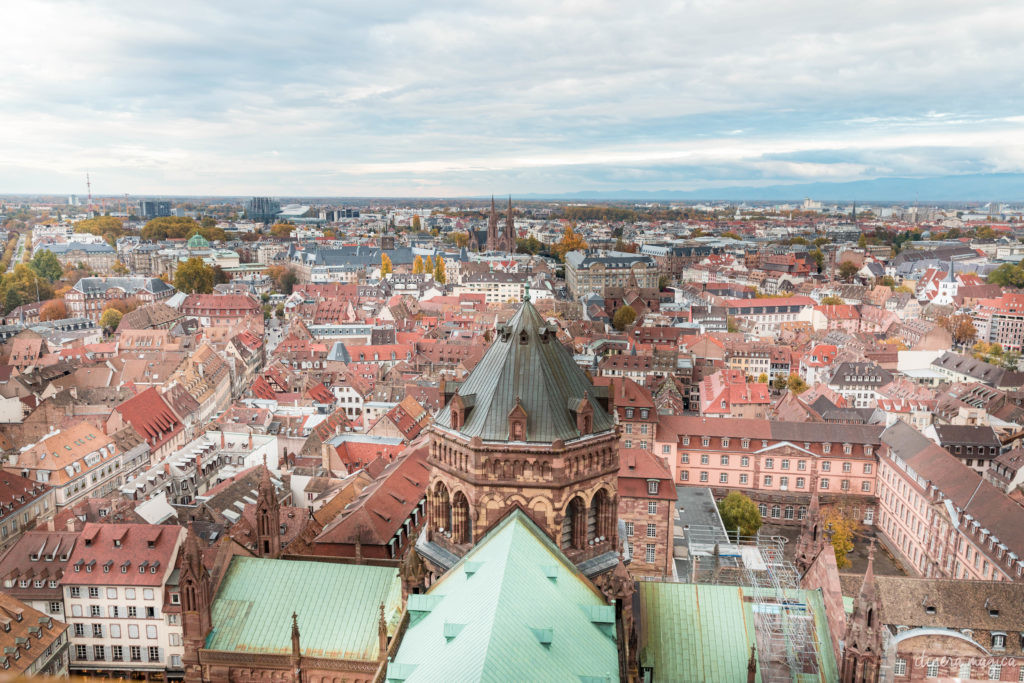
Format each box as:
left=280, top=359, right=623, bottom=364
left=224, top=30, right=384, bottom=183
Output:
left=248, top=432, right=253, bottom=450
left=45, top=519, right=55, bottom=532
left=220, top=432, right=225, bottom=448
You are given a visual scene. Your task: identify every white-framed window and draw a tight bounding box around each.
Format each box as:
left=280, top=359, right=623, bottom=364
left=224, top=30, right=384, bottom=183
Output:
left=764, top=475, right=772, bottom=486
left=764, top=458, right=774, bottom=469
left=720, top=455, right=729, bottom=466
left=720, top=473, right=728, bottom=484
left=648, top=501, right=657, bottom=515
left=700, top=471, right=709, bottom=482
left=758, top=503, right=767, bottom=517
left=625, top=522, right=634, bottom=537
left=645, top=544, right=656, bottom=563
left=681, top=471, right=689, bottom=481
left=647, top=480, right=659, bottom=495
left=739, top=474, right=748, bottom=484
left=959, top=662, right=971, bottom=679
left=989, top=663, right=1002, bottom=680
left=894, top=657, right=907, bottom=676
left=821, top=461, right=831, bottom=471
left=647, top=523, right=656, bottom=538
left=862, top=481, right=871, bottom=492
left=820, top=479, right=829, bottom=489
left=700, top=454, right=709, bottom=465
left=926, top=660, right=939, bottom=677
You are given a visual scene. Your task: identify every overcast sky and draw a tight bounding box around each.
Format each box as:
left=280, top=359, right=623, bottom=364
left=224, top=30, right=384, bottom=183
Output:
left=2, top=0, right=1023, bottom=196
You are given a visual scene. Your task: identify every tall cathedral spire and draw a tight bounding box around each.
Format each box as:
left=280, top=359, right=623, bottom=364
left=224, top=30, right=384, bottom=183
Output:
left=487, top=195, right=498, bottom=250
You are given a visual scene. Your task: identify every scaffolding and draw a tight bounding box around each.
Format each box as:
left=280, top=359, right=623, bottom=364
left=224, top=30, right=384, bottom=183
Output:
left=687, top=525, right=822, bottom=682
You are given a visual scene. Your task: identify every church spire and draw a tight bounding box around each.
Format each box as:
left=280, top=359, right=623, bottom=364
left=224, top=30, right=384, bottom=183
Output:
left=794, top=487, right=825, bottom=573
left=503, top=195, right=515, bottom=253
left=487, top=195, right=498, bottom=250
left=840, top=540, right=882, bottom=682
left=256, top=460, right=281, bottom=557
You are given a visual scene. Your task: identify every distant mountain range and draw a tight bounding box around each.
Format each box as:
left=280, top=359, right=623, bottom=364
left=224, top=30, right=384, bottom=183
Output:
left=516, top=173, right=1024, bottom=203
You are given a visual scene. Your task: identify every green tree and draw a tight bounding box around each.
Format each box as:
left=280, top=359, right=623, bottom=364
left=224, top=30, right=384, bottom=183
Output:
left=838, top=261, right=860, bottom=281
left=976, top=225, right=996, bottom=240
left=381, top=253, right=393, bottom=277
left=516, top=236, right=544, bottom=255
left=29, top=249, right=63, bottom=282
left=809, top=249, right=825, bottom=273
left=99, top=308, right=123, bottom=331
left=433, top=256, right=447, bottom=284
left=988, top=263, right=1024, bottom=288
left=820, top=295, right=844, bottom=305
left=141, top=216, right=201, bottom=241
left=857, top=233, right=868, bottom=248
left=0, top=264, right=54, bottom=313
left=212, top=265, right=231, bottom=285
left=880, top=275, right=895, bottom=287
left=658, top=275, right=670, bottom=290
left=717, top=492, right=763, bottom=538
left=721, top=231, right=742, bottom=240
left=412, top=255, right=424, bottom=274
left=173, top=257, right=215, bottom=294
left=612, top=305, right=637, bottom=331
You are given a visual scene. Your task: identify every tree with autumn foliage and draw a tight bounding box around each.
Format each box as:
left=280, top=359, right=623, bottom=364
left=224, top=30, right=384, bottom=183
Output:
left=174, top=257, right=215, bottom=294
left=433, top=256, right=446, bottom=285
left=411, top=215, right=421, bottom=232
left=552, top=225, right=588, bottom=262
left=381, top=253, right=393, bottom=277
left=99, top=308, right=123, bottom=332
left=39, top=299, right=67, bottom=321
left=269, top=222, right=295, bottom=239
left=449, top=231, right=470, bottom=248
left=412, top=255, right=424, bottom=274
left=823, top=501, right=863, bottom=570
left=937, top=313, right=977, bottom=347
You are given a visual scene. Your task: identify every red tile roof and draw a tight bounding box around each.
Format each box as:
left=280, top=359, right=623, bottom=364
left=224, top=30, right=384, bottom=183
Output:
left=63, top=523, right=183, bottom=586
left=109, top=387, right=183, bottom=452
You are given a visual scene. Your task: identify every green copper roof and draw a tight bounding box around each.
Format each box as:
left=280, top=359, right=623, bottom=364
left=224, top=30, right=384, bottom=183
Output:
left=434, top=300, right=614, bottom=442
left=186, top=232, right=210, bottom=248
left=389, top=509, right=619, bottom=682
left=638, top=583, right=839, bottom=683
left=206, top=556, right=402, bottom=661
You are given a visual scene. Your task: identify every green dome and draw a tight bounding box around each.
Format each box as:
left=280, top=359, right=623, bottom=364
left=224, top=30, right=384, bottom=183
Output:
left=186, top=232, right=210, bottom=248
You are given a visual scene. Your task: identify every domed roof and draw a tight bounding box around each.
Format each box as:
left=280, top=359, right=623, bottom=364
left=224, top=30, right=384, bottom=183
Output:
left=433, top=300, right=614, bottom=443
left=186, top=232, right=210, bottom=248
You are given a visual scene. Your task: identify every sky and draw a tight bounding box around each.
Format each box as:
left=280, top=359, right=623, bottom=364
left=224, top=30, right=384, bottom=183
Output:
left=1, top=0, right=1023, bottom=197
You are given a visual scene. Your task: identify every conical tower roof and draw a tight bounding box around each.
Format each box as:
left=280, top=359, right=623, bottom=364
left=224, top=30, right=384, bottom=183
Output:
left=434, top=300, right=614, bottom=442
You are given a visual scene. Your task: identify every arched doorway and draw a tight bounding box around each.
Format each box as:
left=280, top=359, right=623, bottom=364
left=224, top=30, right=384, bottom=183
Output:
left=451, top=491, right=472, bottom=544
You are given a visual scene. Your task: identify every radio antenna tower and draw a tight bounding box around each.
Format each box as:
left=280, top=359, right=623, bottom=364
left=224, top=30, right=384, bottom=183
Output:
left=86, top=173, right=93, bottom=204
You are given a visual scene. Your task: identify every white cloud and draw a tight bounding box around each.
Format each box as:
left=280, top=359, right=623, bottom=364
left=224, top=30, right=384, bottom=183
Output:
left=1, top=0, right=1023, bottom=194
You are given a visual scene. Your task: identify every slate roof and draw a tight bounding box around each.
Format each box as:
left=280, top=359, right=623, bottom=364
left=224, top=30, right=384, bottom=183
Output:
left=206, top=556, right=402, bottom=660
left=434, top=300, right=614, bottom=442
left=71, top=276, right=174, bottom=295
left=389, top=508, right=618, bottom=682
